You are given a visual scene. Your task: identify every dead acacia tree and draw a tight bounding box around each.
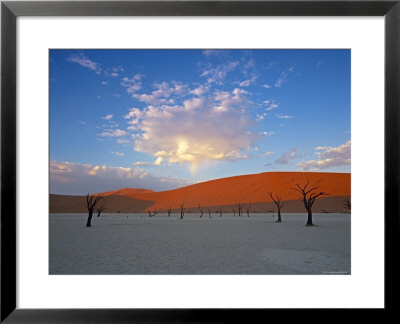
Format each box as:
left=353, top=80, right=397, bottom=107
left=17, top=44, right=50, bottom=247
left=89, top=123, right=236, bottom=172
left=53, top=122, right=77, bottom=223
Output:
left=217, top=208, right=223, bottom=218
left=344, top=197, right=351, bottom=213
left=291, top=180, right=329, bottom=226
left=148, top=209, right=157, bottom=217
left=268, top=192, right=284, bottom=223
left=96, top=205, right=106, bottom=217
left=237, top=202, right=243, bottom=217
left=245, top=202, right=252, bottom=217
left=167, top=207, right=172, bottom=217
left=232, top=208, right=236, bottom=216
left=86, top=193, right=102, bottom=227
left=180, top=203, right=185, bottom=219
left=198, top=204, right=204, bottom=218
left=207, top=207, right=212, bottom=218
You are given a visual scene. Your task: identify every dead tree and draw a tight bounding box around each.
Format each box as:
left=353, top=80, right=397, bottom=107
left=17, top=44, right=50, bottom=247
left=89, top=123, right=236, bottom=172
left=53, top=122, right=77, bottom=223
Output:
left=180, top=203, right=185, bottom=219
left=217, top=208, right=223, bottom=218
left=168, top=207, right=172, bottom=217
left=233, top=209, right=236, bottom=216
left=237, top=202, right=243, bottom=216
left=245, top=202, right=252, bottom=217
left=198, top=204, right=204, bottom=218
left=86, top=193, right=102, bottom=227
left=344, top=197, right=351, bottom=213
left=268, top=192, right=284, bottom=223
left=207, top=207, right=212, bottom=218
left=96, top=205, right=106, bottom=217
left=148, top=209, right=157, bottom=217
left=291, top=180, right=329, bottom=226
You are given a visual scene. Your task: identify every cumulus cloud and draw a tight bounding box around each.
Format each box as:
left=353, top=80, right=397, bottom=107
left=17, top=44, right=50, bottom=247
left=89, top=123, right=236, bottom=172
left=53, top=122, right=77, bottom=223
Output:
left=67, top=53, right=101, bottom=74
left=275, top=148, right=298, bottom=164
left=105, top=66, right=124, bottom=78
left=99, top=129, right=128, bottom=137
left=121, top=74, right=143, bottom=95
left=124, top=87, right=256, bottom=173
left=200, top=61, right=239, bottom=84
left=50, top=160, right=192, bottom=195
left=297, top=140, right=351, bottom=171
left=132, top=81, right=188, bottom=105
left=102, top=114, right=113, bottom=120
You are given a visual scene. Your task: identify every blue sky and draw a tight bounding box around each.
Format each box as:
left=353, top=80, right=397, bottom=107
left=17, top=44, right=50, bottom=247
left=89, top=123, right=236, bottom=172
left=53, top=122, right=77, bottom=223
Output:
left=50, top=49, right=350, bottom=195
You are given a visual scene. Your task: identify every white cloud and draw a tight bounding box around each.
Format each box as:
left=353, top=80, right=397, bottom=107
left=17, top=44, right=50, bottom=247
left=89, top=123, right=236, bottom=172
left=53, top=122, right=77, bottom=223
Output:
left=297, top=140, right=351, bottom=171
left=275, top=148, right=298, bottom=164
left=111, top=151, right=124, bottom=157
left=200, top=61, right=239, bottom=84
left=121, top=74, right=143, bottom=94
left=259, top=151, right=274, bottom=157
left=116, top=138, right=130, bottom=145
left=105, top=66, right=124, bottom=78
left=133, top=81, right=188, bottom=105
left=134, top=161, right=150, bottom=166
left=265, top=102, right=279, bottom=111
left=128, top=88, right=255, bottom=173
left=50, top=160, right=192, bottom=194
left=154, top=157, right=163, bottom=165
left=67, top=53, right=101, bottom=74
left=263, top=84, right=271, bottom=88
left=276, top=114, right=292, bottom=119
left=102, top=114, right=113, bottom=120
left=275, top=65, right=296, bottom=87
left=99, top=129, right=128, bottom=137
left=202, top=50, right=226, bottom=56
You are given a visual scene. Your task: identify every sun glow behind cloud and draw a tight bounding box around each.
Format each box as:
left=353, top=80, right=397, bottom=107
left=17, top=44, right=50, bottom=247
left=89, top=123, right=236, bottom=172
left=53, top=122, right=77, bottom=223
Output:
left=125, top=87, right=257, bottom=174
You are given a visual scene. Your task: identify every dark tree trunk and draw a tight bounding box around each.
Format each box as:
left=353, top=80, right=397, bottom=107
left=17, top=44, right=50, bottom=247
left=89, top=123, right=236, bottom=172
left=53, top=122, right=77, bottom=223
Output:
left=276, top=209, right=282, bottom=223
left=306, top=209, right=313, bottom=226
left=86, top=211, right=93, bottom=227
left=97, top=211, right=101, bottom=217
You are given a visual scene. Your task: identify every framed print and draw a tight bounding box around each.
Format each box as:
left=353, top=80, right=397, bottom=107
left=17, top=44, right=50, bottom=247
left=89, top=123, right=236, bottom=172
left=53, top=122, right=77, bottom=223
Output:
left=1, top=0, right=399, bottom=322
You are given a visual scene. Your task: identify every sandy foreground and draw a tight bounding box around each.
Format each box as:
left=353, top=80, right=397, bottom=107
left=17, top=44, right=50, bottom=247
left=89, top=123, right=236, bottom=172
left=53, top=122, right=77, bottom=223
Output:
left=49, top=213, right=350, bottom=275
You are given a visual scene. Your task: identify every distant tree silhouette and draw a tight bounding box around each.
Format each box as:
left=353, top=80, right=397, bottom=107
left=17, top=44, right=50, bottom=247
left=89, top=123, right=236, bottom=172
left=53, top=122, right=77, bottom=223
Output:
left=168, top=207, right=172, bottom=217
left=268, top=192, right=284, bottom=223
left=237, top=202, right=243, bottom=217
left=233, top=208, right=236, bottom=217
left=198, top=204, right=204, bottom=218
left=96, top=205, right=106, bottom=217
left=180, top=203, right=185, bottom=219
left=207, top=207, right=212, bottom=218
left=344, top=197, right=351, bottom=213
left=85, top=193, right=102, bottom=227
left=291, top=179, right=329, bottom=226
left=148, top=209, right=157, bottom=217
left=245, top=202, right=252, bottom=217
left=217, top=208, right=223, bottom=218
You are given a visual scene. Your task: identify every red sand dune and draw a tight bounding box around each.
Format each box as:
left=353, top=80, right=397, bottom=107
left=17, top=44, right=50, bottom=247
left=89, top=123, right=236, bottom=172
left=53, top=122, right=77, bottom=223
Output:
left=96, top=171, right=350, bottom=211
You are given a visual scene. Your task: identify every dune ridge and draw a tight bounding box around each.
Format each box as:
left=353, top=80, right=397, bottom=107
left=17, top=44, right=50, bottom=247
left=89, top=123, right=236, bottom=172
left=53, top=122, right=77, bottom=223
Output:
left=50, top=171, right=350, bottom=213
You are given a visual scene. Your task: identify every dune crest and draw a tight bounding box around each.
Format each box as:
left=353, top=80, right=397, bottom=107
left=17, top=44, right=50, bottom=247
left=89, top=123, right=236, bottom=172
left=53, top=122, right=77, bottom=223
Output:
left=98, top=171, right=350, bottom=211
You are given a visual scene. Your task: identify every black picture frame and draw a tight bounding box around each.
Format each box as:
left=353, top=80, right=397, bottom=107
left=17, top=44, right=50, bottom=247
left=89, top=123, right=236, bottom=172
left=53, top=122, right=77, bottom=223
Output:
left=1, top=0, right=399, bottom=322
